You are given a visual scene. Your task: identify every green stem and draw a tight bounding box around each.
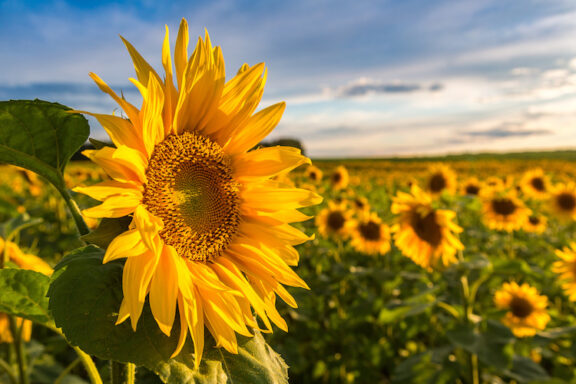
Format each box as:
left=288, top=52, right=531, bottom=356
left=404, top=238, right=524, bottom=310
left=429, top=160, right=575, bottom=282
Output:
left=40, top=323, right=103, bottom=384
left=507, top=230, right=514, bottom=260
left=8, top=317, right=29, bottom=384
left=54, top=357, right=81, bottom=384
left=72, top=347, right=103, bottom=384
left=58, top=186, right=89, bottom=236
left=110, top=362, right=135, bottom=384
left=0, top=358, right=17, bottom=384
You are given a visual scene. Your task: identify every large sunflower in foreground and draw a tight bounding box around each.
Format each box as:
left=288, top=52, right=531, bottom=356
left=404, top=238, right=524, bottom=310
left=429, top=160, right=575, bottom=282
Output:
left=494, top=282, right=550, bottom=337
left=549, top=183, right=576, bottom=222
left=349, top=212, right=390, bottom=256
left=482, top=190, right=531, bottom=232
left=0, top=237, right=53, bottom=343
left=391, top=186, right=463, bottom=270
left=74, top=19, right=321, bottom=366
left=553, top=243, right=576, bottom=301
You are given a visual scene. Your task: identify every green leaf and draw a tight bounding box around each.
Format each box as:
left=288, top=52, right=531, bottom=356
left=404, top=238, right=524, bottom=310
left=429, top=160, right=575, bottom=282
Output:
left=0, top=99, right=89, bottom=191
left=0, top=268, right=52, bottom=325
left=156, top=331, right=288, bottom=384
left=49, top=246, right=290, bottom=384
left=81, top=217, right=132, bottom=249
left=505, top=356, right=549, bottom=383
left=48, top=246, right=181, bottom=370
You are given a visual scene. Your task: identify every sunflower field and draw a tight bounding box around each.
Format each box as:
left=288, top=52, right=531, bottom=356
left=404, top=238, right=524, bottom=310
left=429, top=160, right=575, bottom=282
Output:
left=2, top=19, right=576, bottom=384
left=3, top=151, right=576, bottom=383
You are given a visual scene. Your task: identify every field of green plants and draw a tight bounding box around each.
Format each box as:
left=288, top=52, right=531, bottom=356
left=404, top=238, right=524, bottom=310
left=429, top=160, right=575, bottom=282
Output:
left=3, top=153, right=576, bottom=383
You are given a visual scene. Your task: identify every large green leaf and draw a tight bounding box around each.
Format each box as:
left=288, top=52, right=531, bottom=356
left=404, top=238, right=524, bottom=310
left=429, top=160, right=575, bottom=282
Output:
left=0, top=268, right=52, bottom=325
left=0, top=99, right=89, bottom=190
left=48, top=246, right=290, bottom=383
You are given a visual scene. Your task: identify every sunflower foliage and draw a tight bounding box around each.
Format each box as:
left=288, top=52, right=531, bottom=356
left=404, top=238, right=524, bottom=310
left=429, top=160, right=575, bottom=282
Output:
left=0, top=97, right=295, bottom=381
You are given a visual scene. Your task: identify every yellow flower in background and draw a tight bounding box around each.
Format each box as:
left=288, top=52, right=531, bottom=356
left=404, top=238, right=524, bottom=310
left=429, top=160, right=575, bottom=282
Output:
left=349, top=212, right=390, bottom=255
left=330, top=165, right=349, bottom=190
left=482, top=190, right=531, bottom=232
left=553, top=243, right=576, bottom=301
left=305, top=164, right=323, bottom=183
left=494, top=282, right=550, bottom=337
left=520, top=168, right=549, bottom=199
left=74, top=19, right=321, bottom=365
left=391, top=186, right=463, bottom=270
left=316, top=201, right=353, bottom=239
left=523, top=215, right=547, bottom=234
left=484, top=176, right=505, bottom=191
left=424, top=164, right=456, bottom=197
left=0, top=237, right=53, bottom=343
left=351, top=196, right=370, bottom=213
left=460, top=177, right=482, bottom=197
left=549, top=183, right=576, bottom=222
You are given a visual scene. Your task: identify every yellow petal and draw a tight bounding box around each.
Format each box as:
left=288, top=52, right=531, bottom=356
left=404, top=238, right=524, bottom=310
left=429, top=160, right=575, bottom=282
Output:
left=71, top=111, right=144, bottom=152
left=150, top=245, right=179, bottom=336
left=120, top=35, right=162, bottom=88
left=82, top=194, right=140, bottom=218
left=242, top=185, right=322, bottom=211
left=133, top=205, right=164, bottom=253
left=104, top=228, right=149, bottom=263
left=123, top=251, right=160, bottom=330
left=233, top=146, right=310, bottom=181
left=73, top=180, right=141, bottom=202
left=174, top=18, right=189, bottom=90
left=89, top=72, right=140, bottom=124
left=224, top=102, right=285, bottom=154
left=139, top=74, right=166, bottom=156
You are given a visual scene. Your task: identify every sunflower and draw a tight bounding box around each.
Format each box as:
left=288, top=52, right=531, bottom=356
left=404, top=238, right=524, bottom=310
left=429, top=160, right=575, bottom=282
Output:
left=523, top=215, right=547, bottom=234
left=494, top=282, right=550, bottom=337
left=305, top=164, right=323, bottom=183
left=351, top=196, right=370, bottom=213
left=549, top=183, right=576, bottom=222
left=424, top=164, right=456, bottom=196
left=520, top=168, right=549, bottom=199
left=315, top=201, right=353, bottom=239
left=74, top=19, right=321, bottom=365
left=460, top=177, right=482, bottom=197
left=330, top=165, right=349, bottom=191
left=552, top=243, right=576, bottom=301
left=349, top=212, right=390, bottom=255
left=484, top=176, right=505, bottom=191
left=482, top=190, right=531, bottom=232
left=391, top=186, right=464, bottom=270
left=0, top=237, right=53, bottom=343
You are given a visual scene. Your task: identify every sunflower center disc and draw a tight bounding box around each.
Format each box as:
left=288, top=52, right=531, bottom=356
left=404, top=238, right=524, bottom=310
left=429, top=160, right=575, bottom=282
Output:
left=143, top=132, right=240, bottom=262
left=411, top=211, right=442, bottom=247
left=531, top=177, right=545, bottom=191
left=492, top=198, right=517, bottom=216
left=359, top=221, right=381, bottom=241
left=332, top=172, right=342, bottom=184
left=465, top=185, right=479, bottom=195
left=528, top=216, right=540, bottom=225
left=509, top=296, right=533, bottom=318
left=558, top=193, right=576, bottom=211
left=327, top=211, right=345, bottom=231
left=429, top=173, right=446, bottom=192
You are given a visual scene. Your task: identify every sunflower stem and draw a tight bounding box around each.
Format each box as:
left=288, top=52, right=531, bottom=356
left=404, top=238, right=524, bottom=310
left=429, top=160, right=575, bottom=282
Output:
left=110, top=362, right=135, bottom=384
left=507, top=230, right=514, bottom=259
left=0, top=358, right=17, bottom=384
left=59, top=187, right=90, bottom=236
left=54, top=357, right=81, bottom=384
left=71, top=346, right=103, bottom=384
left=8, top=316, right=28, bottom=384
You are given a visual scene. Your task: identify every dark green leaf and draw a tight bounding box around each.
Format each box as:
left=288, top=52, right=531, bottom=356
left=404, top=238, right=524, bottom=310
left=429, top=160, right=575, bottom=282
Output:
left=0, top=213, right=43, bottom=240
left=0, top=268, right=52, bottom=324
left=0, top=99, right=89, bottom=191
left=505, top=356, right=549, bottom=383
left=81, top=217, right=132, bottom=249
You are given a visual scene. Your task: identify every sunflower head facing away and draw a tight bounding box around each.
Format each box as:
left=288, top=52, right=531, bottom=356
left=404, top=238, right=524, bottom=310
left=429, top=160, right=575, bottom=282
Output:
left=549, top=183, right=576, bottom=222
left=330, top=165, right=349, bottom=191
left=348, top=211, right=390, bottom=256
left=74, top=19, right=321, bottom=366
left=391, top=186, right=464, bottom=270
left=520, top=168, right=549, bottom=199
left=315, top=201, right=353, bottom=239
left=482, top=189, right=531, bottom=232
left=425, top=164, right=457, bottom=197
left=494, top=282, right=550, bottom=337
left=553, top=243, right=576, bottom=301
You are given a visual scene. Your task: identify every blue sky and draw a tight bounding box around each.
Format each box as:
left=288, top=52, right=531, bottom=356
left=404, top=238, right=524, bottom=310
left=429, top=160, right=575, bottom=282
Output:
left=1, top=0, right=576, bottom=157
